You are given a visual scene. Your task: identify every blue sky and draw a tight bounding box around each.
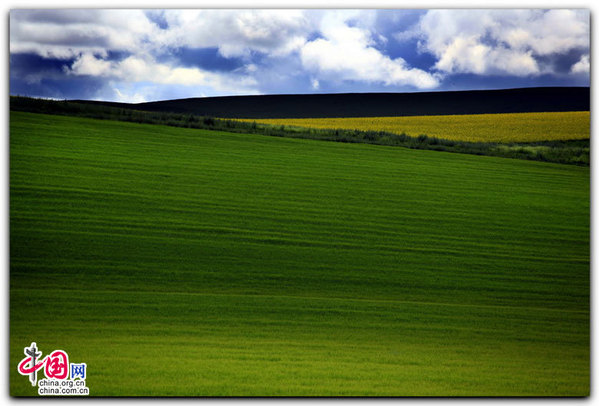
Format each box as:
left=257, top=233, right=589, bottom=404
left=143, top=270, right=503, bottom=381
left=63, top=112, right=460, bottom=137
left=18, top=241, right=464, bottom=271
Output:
left=9, top=9, right=590, bottom=102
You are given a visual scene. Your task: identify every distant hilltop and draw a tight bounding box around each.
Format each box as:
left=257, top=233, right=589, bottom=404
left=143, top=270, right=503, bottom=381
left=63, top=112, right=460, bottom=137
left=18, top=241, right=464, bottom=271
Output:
left=74, top=87, right=590, bottom=119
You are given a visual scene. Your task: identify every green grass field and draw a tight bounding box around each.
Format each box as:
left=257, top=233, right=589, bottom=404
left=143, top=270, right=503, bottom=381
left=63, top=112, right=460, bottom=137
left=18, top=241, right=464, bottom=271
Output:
left=238, top=111, right=590, bottom=143
left=10, top=111, right=589, bottom=396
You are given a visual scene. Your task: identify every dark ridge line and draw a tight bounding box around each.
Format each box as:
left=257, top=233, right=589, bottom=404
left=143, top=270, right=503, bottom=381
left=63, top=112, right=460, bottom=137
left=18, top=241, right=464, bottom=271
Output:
left=70, top=87, right=590, bottom=119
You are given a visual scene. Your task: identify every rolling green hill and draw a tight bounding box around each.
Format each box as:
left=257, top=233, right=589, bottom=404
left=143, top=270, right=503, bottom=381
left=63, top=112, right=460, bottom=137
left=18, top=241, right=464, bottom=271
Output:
left=10, top=111, right=589, bottom=396
left=9, top=96, right=591, bottom=166
left=73, top=87, right=590, bottom=119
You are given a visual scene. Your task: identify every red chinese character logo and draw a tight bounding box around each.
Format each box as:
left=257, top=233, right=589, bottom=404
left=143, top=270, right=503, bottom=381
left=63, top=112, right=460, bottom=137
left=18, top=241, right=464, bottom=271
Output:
left=18, top=353, right=44, bottom=374
left=18, top=344, right=70, bottom=385
left=44, top=350, right=69, bottom=380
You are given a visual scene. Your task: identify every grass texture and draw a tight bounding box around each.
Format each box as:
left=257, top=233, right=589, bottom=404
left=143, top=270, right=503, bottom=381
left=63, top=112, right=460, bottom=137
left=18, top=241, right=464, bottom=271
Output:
left=237, top=111, right=590, bottom=143
left=11, top=96, right=590, bottom=165
left=10, top=111, right=589, bottom=396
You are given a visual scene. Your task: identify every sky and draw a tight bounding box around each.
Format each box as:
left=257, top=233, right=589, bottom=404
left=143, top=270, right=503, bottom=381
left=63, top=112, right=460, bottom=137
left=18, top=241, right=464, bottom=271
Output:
left=9, top=8, right=590, bottom=103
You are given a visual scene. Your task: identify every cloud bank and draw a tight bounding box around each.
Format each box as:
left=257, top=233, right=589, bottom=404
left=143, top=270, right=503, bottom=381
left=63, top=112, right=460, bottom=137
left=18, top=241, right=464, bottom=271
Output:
left=418, top=9, right=589, bottom=76
left=9, top=9, right=590, bottom=102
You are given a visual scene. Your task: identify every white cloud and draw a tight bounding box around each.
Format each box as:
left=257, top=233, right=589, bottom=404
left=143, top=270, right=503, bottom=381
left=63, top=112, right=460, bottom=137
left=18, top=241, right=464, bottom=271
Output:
left=9, top=9, right=590, bottom=100
left=64, top=9, right=440, bottom=91
left=417, top=9, right=589, bottom=76
left=10, top=10, right=157, bottom=58
left=157, top=10, right=314, bottom=58
left=10, top=9, right=315, bottom=60
left=69, top=53, right=112, bottom=76
left=571, top=54, right=590, bottom=74
left=433, top=35, right=539, bottom=76
left=300, top=12, right=439, bottom=89
left=11, top=9, right=441, bottom=91
left=113, top=87, right=147, bottom=104
left=67, top=53, right=259, bottom=95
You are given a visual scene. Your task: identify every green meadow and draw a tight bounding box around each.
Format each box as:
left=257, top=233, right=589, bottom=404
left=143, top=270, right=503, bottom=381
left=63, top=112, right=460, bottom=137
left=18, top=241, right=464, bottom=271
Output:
left=10, top=111, right=589, bottom=396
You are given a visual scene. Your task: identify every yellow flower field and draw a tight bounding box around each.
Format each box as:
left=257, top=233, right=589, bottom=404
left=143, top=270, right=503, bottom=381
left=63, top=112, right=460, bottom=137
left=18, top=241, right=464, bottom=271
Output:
left=237, top=111, right=589, bottom=143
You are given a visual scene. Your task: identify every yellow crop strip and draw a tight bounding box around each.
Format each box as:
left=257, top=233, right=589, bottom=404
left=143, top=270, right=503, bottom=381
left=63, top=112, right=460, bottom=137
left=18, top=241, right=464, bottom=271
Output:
left=237, top=111, right=589, bottom=143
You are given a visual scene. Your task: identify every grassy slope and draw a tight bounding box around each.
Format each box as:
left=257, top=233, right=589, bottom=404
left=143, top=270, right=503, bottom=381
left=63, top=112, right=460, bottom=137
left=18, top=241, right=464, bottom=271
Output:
left=237, top=111, right=590, bottom=143
left=10, top=97, right=591, bottom=166
left=10, top=111, right=589, bottom=396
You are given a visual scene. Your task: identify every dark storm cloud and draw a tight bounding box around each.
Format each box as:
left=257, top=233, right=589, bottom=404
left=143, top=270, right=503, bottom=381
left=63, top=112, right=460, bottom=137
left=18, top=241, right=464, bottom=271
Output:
left=536, top=48, right=590, bottom=75
left=10, top=53, right=73, bottom=78
left=163, top=47, right=246, bottom=72
left=11, top=74, right=107, bottom=100
left=145, top=10, right=169, bottom=30
left=436, top=72, right=590, bottom=92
